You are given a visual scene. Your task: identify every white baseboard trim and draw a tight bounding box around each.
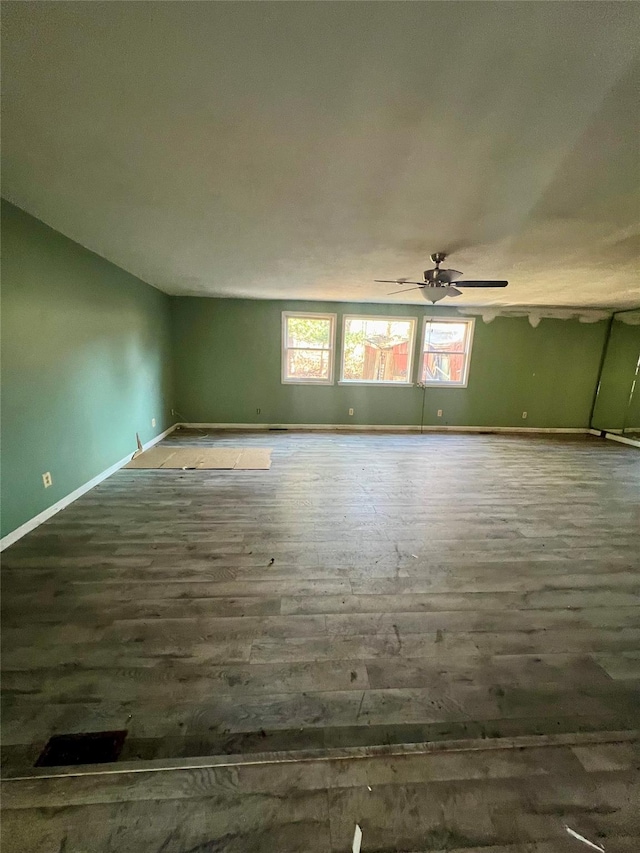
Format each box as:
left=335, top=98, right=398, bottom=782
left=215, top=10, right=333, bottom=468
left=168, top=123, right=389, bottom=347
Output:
left=604, top=432, right=640, bottom=448
left=179, top=422, right=590, bottom=434
left=588, top=428, right=603, bottom=437
left=0, top=424, right=178, bottom=551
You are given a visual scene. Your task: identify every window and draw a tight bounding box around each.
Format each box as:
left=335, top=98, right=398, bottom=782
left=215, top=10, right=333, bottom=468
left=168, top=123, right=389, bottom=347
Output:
left=341, top=316, right=416, bottom=384
left=421, top=317, right=475, bottom=386
left=282, top=312, right=336, bottom=384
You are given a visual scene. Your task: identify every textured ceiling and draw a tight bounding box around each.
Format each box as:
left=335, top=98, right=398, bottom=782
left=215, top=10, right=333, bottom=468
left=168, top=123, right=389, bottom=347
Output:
left=2, top=2, right=639, bottom=309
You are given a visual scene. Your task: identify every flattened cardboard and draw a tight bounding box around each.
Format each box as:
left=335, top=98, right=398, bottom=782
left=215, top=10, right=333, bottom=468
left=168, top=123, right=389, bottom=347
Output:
left=125, top=447, right=271, bottom=470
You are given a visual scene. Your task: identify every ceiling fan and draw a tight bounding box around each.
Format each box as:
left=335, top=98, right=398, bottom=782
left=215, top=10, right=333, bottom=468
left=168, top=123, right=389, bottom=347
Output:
left=375, top=253, right=508, bottom=304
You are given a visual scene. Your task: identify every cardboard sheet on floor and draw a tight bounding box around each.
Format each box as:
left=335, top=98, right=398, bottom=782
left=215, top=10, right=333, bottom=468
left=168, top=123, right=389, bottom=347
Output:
left=125, top=447, right=271, bottom=470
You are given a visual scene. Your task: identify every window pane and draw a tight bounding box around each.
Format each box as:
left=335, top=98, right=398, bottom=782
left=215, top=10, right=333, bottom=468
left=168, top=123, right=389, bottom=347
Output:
left=422, top=352, right=466, bottom=383
left=424, top=321, right=468, bottom=353
left=287, top=348, right=330, bottom=380
left=343, top=318, right=413, bottom=382
left=287, top=316, right=331, bottom=349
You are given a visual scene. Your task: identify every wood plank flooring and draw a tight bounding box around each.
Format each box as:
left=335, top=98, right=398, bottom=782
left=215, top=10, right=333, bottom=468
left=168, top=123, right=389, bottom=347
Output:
left=2, top=732, right=639, bottom=852
left=2, top=431, right=639, bottom=766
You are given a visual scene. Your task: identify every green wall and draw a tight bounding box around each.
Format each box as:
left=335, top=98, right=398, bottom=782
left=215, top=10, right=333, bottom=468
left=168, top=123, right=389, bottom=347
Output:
left=1, top=201, right=174, bottom=538
left=171, top=297, right=608, bottom=430
left=591, top=310, right=640, bottom=435
left=0, top=202, right=617, bottom=541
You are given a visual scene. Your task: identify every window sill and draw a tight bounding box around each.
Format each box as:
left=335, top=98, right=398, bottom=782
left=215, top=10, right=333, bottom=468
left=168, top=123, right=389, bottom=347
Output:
left=281, top=379, right=334, bottom=386
left=338, top=381, right=414, bottom=387
left=419, top=382, right=469, bottom=388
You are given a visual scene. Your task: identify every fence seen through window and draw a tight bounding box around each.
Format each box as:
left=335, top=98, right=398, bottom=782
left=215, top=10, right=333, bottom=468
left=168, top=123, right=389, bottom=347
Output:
left=341, top=316, right=416, bottom=384
left=421, top=319, right=474, bottom=386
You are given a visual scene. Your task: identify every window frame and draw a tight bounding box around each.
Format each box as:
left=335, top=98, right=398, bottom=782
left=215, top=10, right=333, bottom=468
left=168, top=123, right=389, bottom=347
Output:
left=281, top=311, right=337, bottom=385
left=339, top=314, right=417, bottom=386
left=420, top=316, right=475, bottom=388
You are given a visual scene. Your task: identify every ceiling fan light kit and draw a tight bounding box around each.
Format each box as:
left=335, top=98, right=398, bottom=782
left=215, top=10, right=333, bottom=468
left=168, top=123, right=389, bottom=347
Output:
left=375, top=252, right=508, bottom=304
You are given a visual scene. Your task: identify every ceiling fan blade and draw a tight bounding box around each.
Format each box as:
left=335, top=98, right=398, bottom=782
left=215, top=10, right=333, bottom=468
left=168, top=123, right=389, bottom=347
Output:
left=455, top=280, right=508, bottom=288
left=387, top=286, right=422, bottom=295
left=443, top=269, right=464, bottom=282
left=445, top=286, right=462, bottom=297
left=375, top=279, right=423, bottom=284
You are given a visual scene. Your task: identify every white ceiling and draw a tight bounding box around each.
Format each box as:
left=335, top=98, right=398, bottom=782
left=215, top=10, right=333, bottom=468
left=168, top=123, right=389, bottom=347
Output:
left=2, top=2, right=639, bottom=309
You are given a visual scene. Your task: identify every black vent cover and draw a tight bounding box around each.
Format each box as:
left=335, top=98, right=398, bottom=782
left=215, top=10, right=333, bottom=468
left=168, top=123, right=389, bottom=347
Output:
left=35, top=730, right=128, bottom=767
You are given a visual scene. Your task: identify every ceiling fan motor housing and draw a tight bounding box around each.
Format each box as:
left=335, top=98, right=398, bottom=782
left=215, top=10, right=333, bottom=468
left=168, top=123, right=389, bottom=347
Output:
left=424, top=269, right=447, bottom=284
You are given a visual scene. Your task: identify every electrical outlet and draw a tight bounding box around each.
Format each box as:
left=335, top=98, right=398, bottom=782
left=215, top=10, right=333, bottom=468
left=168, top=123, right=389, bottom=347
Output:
left=348, top=408, right=354, bottom=416
left=171, top=408, right=176, bottom=417
left=437, top=409, right=443, bottom=417
left=151, top=418, right=156, bottom=428
left=256, top=408, right=261, bottom=414
left=522, top=411, right=528, bottom=419
left=42, top=472, right=52, bottom=488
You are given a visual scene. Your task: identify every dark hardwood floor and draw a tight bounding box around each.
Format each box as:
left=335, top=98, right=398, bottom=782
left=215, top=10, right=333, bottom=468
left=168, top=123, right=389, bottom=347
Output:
left=2, top=731, right=639, bottom=852
left=2, top=430, right=639, bottom=769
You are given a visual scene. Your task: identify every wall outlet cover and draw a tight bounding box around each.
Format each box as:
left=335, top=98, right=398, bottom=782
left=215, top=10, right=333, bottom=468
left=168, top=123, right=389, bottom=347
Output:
left=437, top=410, right=443, bottom=417
left=151, top=418, right=156, bottom=428
left=42, top=472, right=52, bottom=488
left=348, top=408, right=354, bottom=416
left=522, top=411, right=528, bottom=419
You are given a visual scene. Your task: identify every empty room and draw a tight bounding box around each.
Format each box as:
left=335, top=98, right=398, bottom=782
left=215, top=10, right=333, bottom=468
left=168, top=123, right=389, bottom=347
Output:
left=1, top=2, right=639, bottom=851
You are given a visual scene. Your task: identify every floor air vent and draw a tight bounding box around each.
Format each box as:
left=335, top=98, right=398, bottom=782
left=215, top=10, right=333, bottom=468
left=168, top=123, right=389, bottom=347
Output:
left=35, top=730, right=128, bottom=767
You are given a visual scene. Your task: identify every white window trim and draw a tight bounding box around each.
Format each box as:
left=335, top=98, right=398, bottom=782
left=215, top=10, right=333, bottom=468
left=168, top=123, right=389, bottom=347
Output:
left=340, top=314, right=417, bottom=386
left=420, top=316, right=475, bottom=388
left=281, top=311, right=337, bottom=385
